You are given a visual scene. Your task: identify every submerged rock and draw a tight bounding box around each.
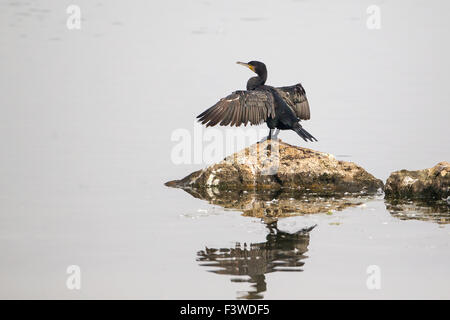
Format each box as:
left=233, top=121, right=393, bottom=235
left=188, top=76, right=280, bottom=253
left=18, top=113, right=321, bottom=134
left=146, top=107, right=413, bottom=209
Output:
left=166, top=140, right=383, bottom=194
left=182, top=187, right=372, bottom=218
left=385, top=162, right=449, bottom=200
left=385, top=199, right=449, bottom=224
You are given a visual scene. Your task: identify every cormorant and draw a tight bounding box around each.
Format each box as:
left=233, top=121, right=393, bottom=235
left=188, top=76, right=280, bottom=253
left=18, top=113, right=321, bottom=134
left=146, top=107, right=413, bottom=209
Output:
left=197, top=61, right=317, bottom=142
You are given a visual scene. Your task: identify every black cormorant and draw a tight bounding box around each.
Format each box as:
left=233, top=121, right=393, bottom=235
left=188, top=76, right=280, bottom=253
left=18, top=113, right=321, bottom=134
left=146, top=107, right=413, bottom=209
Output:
left=197, top=61, right=317, bottom=142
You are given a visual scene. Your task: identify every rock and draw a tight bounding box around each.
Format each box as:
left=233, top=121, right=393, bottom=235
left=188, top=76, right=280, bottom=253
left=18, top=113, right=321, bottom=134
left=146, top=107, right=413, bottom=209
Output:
left=385, top=162, right=449, bottom=200
left=166, top=139, right=383, bottom=194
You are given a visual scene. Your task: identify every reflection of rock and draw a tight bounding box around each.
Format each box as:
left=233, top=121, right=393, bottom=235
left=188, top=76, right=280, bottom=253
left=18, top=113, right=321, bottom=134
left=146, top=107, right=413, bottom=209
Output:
left=182, top=187, right=369, bottom=217
left=166, top=140, right=383, bottom=194
left=386, top=199, right=450, bottom=224
left=197, top=222, right=315, bottom=299
left=385, top=162, right=449, bottom=200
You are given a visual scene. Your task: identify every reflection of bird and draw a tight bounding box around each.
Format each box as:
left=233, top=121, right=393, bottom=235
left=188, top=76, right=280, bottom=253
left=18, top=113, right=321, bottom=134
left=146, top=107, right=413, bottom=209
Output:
left=197, top=221, right=316, bottom=299
left=197, top=61, right=317, bottom=142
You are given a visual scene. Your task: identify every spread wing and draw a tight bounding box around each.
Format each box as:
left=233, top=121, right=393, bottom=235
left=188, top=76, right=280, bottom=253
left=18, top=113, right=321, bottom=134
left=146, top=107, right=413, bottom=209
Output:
left=275, top=83, right=310, bottom=120
left=197, top=90, right=275, bottom=127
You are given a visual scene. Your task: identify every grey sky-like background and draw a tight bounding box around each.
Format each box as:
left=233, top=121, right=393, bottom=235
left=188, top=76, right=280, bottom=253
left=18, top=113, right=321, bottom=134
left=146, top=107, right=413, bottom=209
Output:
left=0, top=0, right=449, bottom=299
left=1, top=0, right=449, bottom=187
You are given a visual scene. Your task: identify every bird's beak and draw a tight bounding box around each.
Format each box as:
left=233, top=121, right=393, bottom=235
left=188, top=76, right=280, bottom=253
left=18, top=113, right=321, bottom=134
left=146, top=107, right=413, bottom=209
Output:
left=236, top=61, right=255, bottom=72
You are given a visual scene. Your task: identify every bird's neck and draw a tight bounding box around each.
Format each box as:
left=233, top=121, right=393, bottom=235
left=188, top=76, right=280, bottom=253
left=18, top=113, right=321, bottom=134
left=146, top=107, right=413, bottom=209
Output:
left=257, top=69, right=267, bottom=84
left=247, top=75, right=267, bottom=90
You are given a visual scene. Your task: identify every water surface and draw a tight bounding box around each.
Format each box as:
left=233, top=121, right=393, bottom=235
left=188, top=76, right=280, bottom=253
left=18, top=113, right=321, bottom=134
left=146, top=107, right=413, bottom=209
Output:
left=0, top=0, right=449, bottom=299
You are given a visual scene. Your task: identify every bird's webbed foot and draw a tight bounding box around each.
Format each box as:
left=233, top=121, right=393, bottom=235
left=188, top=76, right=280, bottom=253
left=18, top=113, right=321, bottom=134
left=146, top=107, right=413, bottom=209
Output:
left=258, top=129, right=272, bottom=144
left=258, top=136, right=268, bottom=144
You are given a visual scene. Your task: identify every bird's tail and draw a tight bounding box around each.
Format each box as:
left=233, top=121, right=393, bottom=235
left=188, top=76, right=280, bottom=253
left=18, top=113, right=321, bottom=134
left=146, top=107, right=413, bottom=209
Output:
left=293, top=123, right=317, bottom=142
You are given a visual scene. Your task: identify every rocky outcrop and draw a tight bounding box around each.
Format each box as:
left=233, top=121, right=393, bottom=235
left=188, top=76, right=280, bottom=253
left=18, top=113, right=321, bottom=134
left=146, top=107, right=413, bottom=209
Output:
left=166, top=140, right=383, bottom=195
left=385, top=162, right=449, bottom=200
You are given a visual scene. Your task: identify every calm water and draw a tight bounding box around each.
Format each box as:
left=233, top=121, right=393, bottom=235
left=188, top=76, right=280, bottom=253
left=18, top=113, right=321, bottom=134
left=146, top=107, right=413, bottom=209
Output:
left=0, top=0, right=449, bottom=299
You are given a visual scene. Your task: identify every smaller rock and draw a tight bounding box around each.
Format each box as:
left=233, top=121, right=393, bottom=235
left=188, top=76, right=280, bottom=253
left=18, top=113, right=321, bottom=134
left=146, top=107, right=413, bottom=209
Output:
left=385, top=162, right=449, bottom=200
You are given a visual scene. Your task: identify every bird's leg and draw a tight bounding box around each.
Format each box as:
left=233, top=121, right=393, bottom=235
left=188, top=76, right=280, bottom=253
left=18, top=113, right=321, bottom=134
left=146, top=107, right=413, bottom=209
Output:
left=266, top=129, right=273, bottom=152
left=272, top=129, right=280, bottom=140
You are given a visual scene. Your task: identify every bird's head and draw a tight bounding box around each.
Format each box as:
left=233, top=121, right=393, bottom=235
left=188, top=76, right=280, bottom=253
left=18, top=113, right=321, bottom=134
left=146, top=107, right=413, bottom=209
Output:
left=236, top=60, right=267, bottom=78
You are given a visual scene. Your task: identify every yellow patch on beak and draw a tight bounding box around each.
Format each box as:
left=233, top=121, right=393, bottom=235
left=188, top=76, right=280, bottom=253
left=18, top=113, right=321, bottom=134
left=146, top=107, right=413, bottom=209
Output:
left=236, top=61, right=255, bottom=72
